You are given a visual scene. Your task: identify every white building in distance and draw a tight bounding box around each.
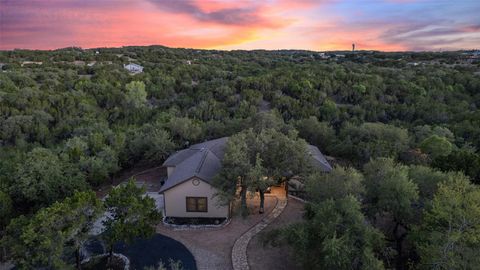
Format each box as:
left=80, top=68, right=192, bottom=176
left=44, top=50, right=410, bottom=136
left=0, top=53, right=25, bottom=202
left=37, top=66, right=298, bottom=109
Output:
left=124, top=63, right=143, bottom=74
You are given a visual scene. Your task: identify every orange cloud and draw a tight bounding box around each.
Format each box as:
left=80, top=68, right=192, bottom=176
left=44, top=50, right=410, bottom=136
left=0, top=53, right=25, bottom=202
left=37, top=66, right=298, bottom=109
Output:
left=0, top=0, right=478, bottom=51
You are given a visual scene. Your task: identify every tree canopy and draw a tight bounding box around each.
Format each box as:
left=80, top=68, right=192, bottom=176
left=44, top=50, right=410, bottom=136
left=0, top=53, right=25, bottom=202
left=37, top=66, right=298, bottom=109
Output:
left=265, top=196, right=385, bottom=270
left=1, top=47, right=480, bottom=270
left=102, top=179, right=161, bottom=262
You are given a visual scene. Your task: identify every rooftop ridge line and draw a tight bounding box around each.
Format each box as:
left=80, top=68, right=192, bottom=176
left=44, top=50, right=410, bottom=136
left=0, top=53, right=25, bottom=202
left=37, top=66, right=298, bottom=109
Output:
left=195, top=149, right=210, bottom=173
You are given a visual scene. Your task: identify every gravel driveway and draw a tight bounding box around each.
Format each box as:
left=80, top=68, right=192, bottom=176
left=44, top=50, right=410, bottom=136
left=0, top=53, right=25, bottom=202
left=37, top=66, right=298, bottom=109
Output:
left=157, top=195, right=278, bottom=270
left=247, top=198, right=305, bottom=270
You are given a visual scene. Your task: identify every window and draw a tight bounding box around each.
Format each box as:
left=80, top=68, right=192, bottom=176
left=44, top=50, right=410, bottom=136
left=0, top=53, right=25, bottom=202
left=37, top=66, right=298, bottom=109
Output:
left=186, top=197, right=207, bottom=212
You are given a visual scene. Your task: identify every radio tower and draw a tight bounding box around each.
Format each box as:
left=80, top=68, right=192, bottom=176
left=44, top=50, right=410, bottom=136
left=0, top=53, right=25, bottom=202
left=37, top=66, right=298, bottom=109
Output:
left=352, top=43, right=355, bottom=52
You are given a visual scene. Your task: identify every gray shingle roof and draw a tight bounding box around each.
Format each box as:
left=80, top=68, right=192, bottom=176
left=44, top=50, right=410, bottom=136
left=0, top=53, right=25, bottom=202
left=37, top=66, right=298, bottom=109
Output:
left=307, top=145, right=333, bottom=172
left=159, top=137, right=332, bottom=193
left=159, top=137, right=227, bottom=192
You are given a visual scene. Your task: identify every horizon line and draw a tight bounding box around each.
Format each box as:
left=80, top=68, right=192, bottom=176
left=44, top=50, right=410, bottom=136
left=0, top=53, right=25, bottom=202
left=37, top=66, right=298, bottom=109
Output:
left=1, top=44, right=479, bottom=53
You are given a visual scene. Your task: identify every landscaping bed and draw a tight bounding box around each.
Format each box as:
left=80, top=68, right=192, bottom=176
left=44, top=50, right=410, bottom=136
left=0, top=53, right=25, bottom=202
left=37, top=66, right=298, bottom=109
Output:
left=114, top=234, right=196, bottom=270
left=164, top=217, right=227, bottom=226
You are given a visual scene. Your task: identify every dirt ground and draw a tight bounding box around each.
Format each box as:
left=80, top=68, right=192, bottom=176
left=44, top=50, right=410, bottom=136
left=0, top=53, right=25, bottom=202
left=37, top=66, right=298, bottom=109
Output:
left=247, top=198, right=305, bottom=270
left=95, top=164, right=167, bottom=197
left=157, top=195, right=278, bottom=270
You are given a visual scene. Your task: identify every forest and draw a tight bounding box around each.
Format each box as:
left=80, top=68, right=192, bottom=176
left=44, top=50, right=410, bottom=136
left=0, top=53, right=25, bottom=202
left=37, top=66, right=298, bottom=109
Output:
left=1, top=46, right=480, bottom=269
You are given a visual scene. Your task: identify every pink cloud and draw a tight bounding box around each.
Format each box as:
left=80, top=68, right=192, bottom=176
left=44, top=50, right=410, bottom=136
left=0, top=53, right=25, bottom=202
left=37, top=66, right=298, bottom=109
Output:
left=0, top=0, right=478, bottom=51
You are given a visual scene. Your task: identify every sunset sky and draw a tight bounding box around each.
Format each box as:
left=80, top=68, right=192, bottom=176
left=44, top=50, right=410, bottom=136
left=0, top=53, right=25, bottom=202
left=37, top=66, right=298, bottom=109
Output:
left=1, top=0, right=479, bottom=51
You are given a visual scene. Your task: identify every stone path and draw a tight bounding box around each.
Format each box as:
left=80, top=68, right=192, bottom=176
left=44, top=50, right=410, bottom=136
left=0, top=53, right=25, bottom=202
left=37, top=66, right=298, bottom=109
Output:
left=157, top=196, right=278, bottom=270
left=231, top=196, right=288, bottom=270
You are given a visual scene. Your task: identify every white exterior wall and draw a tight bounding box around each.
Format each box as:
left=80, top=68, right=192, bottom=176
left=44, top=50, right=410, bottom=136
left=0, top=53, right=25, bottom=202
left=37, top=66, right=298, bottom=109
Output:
left=163, top=177, right=229, bottom=218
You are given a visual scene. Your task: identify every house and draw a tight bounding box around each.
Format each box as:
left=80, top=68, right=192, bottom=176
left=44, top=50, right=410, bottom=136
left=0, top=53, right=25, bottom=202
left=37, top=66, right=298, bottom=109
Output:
left=160, top=138, right=229, bottom=221
left=123, top=63, right=143, bottom=73
left=21, top=61, right=43, bottom=67
left=318, top=52, right=329, bottom=59
left=159, top=137, right=332, bottom=222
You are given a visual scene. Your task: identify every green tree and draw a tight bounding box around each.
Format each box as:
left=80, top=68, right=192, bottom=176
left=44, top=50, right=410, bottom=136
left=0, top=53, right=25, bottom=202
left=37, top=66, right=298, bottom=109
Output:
left=79, top=147, right=119, bottom=186
left=258, top=129, right=309, bottom=177
left=413, top=175, right=480, bottom=269
left=411, top=125, right=455, bottom=145
left=125, top=81, right=147, bottom=108
left=265, top=197, right=384, bottom=270
left=306, top=166, right=364, bottom=203
left=144, top=128, right=176, bottom=162
left=419, top=135, right=453, bottom=159
left=167, top=117, right=203, bottom=144
left=433, top=150, right=480, bottom=184
left=408, top=165, right=453, bottom=200
left=336, top=122, right=409, bottom=163
left=63, top=135, right=121, bottom=186
left=246, top=155, right=269, bottom=213
left=319, top=99, right=338, bottom=121
left=2, top=191, right=101, bottom=269
left=215, top=128, right=309, bottom=215
left=126, top=124, right=175, bottom=164
left=102, top=179, right=161, bottom=263
left=0, top=191, right=12, bottom=229
left=249, top=110, right=290, bottom=134
left=63, top=191, right=103, bottom=269
left=214, top=132, right=252, bottom=216
left=10, top=148, right=87, bottom=210
left=0, top=190, right=13, bottom=258
left=295, top=116, right=336, bottom=153
left=364, top=158, right=419, bottom=222
left=363, top=158, right=419, bottom=268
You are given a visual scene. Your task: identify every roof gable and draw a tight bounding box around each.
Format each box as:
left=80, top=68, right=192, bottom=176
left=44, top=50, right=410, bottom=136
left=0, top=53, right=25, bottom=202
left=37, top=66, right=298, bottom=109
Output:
left=159, top=137, right=332, bottom=193
left=159, top=137, right=227, bottom=193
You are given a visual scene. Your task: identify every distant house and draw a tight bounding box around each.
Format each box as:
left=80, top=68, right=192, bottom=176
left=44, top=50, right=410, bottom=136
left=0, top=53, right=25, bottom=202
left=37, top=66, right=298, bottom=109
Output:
left=21, top=61, right=43, bottom=67
left=318, top=52, right=329, bottom=59
left=159, top=137, right=332, bottom=222
left=123, top=63, right=143, bottom=73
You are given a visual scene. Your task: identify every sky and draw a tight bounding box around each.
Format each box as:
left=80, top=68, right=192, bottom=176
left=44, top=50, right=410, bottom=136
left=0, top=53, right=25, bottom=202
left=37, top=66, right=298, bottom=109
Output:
left=0, top=0, right=479, bottom=51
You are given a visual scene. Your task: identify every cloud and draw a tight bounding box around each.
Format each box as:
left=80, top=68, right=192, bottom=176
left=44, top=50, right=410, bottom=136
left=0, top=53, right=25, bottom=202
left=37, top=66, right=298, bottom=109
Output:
left=380, top=22, right=480, bottom=50
left=0, top=0, right=478, bottom=51
left=146, top=0, right=272, bottom=26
